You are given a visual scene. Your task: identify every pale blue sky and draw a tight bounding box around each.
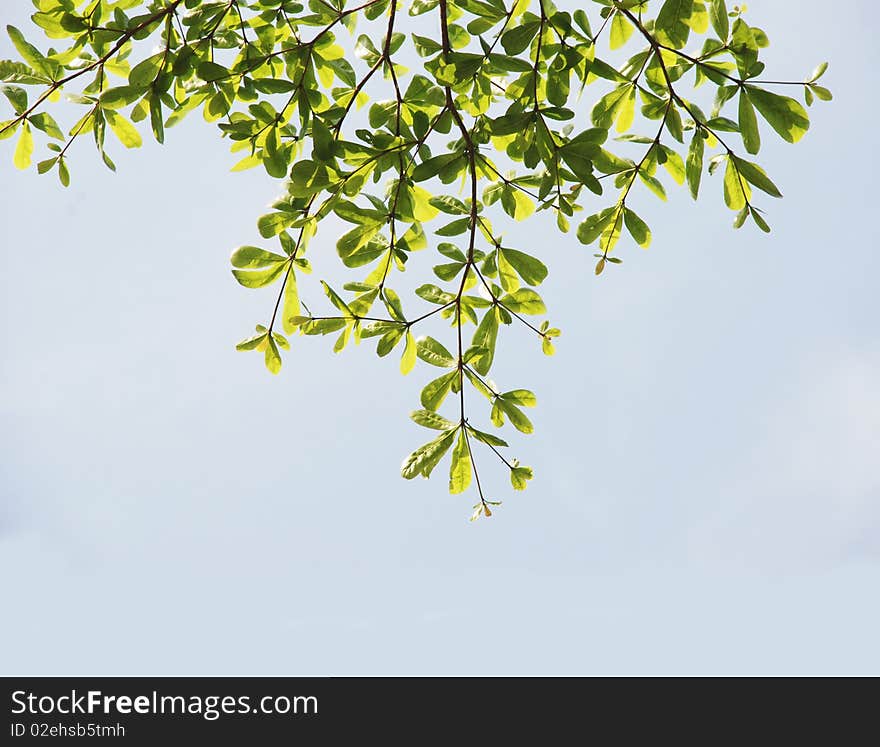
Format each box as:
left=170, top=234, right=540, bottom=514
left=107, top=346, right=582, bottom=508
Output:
left=1, top=1, right=878, bottom=674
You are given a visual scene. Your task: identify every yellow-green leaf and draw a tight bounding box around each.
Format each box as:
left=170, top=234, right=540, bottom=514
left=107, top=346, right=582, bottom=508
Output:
left=615, top=87, right=636, bottom=133
left=401, top=330, right=417, bottom=375
left=739, top=91, right=761, bottom=155
left=104, top=109, right=142, bottom=149
left=13, top=121, right=32, bottom=169
left=264, top=336, right=282, bottom=374
left=723, top=157, right=750, bottom=211
left=745, top=86, right=810, bottom=144
left=281, top=269, right=301, bottom=334
left=610, top=13, right=634, bottom=50
left=512, top=189, right=535, bottom=221
left=449, top=431, right=472, bottom=494
left=624, top=208, right=652, bottom=249
left=655, top=0, right=694, bottom=49
left=497, top=248, right=520, bottom=292
left=231, top=153, right=261, bottom=172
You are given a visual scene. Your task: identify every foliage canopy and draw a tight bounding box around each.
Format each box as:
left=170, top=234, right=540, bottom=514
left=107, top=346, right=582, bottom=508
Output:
left=1, top=0, right=831, bottom=518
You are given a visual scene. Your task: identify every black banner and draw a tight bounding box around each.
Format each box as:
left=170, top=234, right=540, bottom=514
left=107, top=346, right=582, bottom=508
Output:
left=3, top=677, right=599, bottom=740
left=7, top=676, right=867, bottom=739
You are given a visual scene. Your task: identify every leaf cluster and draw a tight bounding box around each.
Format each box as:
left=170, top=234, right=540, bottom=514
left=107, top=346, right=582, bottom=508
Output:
left=0, top=0, right=830, bottom=517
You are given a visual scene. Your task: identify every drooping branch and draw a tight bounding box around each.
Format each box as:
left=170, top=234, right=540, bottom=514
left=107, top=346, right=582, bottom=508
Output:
left=0, top=0, right=830, bottom=518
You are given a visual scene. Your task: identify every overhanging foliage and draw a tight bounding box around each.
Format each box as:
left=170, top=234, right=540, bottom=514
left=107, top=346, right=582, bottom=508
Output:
left=0, top=0, right=831, bottom=518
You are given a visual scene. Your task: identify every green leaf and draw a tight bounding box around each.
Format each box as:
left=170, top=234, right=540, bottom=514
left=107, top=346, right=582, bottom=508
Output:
left=417, top=336, right=456, bottom=367
left=467, top=424, right=508, bottom=448
left=577, top=208, right=616, bottom=245
left=654, top=0, right=695, bottom=49
left=609, top=13, right=634, bottom=50
left=401, top=330, right=417, bottom=375
left=57, top=158, right=69, bottom=186
left=411, top=410, right=456, bottom=430
left=510, top=465, right=534, bottom=491
left=232, top=263, right=287, bottom=288
left=496, top=248, right=519, bottom=292
left=624, top=208, right=651, bottom=249
left=592, top=85, right=632, bottom=130
left=807, top=62, right=828, bottom=83
left=383, top=287, right=407, bottom=322
left=230, top=246, right=287, bottom=268
left=733, top=156, right=782, bottom=198
left=354, top=34, right=381, bottom=63
left=639, top=171, right=667, bottom=201
left=409, top=0, right=441, bottom=15
left=12, top=121, right=32, bottom=170
left=129, top=53, right=165, bottom=87
left=750, top=207, right=771, bottom=233
left=449, top=431, right=472, bottom=494
left=6, top=25, right=54, bottom=80
left=499, top=248, right=548, bottom=286
left=502, top=289, right=546, bottom=315
left=197, top=61, right=229, bottom=83
left=264, top=336, right=282, bottom=374
left=289, top=159, right=334, bottom=197
left=745, top=86, right=810, bottom=144
left=660, top=146, right=686, bottom=184
left=1, top=84, right=26, bottom=114
left=28, top=112, right=63, bottom=140
left=615, top=86, right=636, bottom=133
left=709, top=0, right=729, bottom=40
left=723, top=157, right=750, bottom=211
left=501, top=21, right=539, bottom=55
left=236, top=332, right=268, bottom=351
left=504, top=389, right=537, bottom=407
left=104, top=109, right=142, bottom=149
left=281, top=270, right=301, bottom=334
left=739, top=91, right=761, bottom=155
left=415, top=284, right=455, bottom=305
left=471, top=309, right=498, bottom=375
left=435, top=218, right=470, bottom=236
left=421, top=370, right=458, bottom=411
left=37, top=157, right=56, bottom=174
left=428, top=195, right=469, bottom=215
left=412, top=152, right=461, bottom=182
left=257, top=212, right=290, bottom=238
left=705, top=116, right=740, bottom=133
left=100, top=86, right=145, bottom=110
left=809, top=84, right=832, bottom=102
left=0, top=60, right=46, bottom=85
left=322, top=281, right=355, bottom=317
left=376, top=326, right=405, bottom=355
left=254, top=78, right=298, bottom=94
left=686, top=131, right=704, bottom=199
left=492, top=397, right=534, bottom=434
left=434, top=262, right=465, bottom=281
left=510, top=190, right=535, bottom=221
left=337, top=221, right=383, bottom=265
left=739, top=90, right=761, bottom=155
left=401, top=429, right=456, bottom=480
